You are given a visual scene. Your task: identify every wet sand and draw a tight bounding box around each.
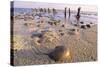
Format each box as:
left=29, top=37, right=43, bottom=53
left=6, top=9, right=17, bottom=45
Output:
left=12, top=15, right=97, bottom=66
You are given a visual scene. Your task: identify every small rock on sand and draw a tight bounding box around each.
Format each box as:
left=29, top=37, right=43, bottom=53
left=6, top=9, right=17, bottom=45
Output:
left=48, top=46, right=72, bottom=62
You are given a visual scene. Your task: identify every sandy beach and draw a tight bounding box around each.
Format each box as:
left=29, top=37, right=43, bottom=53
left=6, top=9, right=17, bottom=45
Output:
left=11, top=2, right=97, bottom=66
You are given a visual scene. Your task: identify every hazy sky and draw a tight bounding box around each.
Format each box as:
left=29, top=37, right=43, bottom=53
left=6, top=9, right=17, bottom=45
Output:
left=13, top=1, right=97, bottom=12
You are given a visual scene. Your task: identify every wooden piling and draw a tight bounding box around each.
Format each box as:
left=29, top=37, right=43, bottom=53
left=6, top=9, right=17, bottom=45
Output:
left=68, top=8, right=71, bottom=18
left=76, top=7, right=81, bottom=27
left=64, top=7, right=67, bottom=19
left=64, top=7, right=67, bottom=24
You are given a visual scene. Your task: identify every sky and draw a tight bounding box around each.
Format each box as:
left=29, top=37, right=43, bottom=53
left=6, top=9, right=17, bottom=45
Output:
left=12, top=1, right=97, bottom=12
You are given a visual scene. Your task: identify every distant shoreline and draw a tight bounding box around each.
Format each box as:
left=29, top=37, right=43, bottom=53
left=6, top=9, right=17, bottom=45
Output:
left=11, top=1, right=97, bottom=12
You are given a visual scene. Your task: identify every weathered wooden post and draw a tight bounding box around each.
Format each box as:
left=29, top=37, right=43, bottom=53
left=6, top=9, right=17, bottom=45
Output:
left=53, top=8, right=57, bottom=17
left=48, top=8, right=51, bottom=13
left=31, top=8, right=34, bottom=16
left=68, top=8, right=71, bottom=18
left=40, top=8, right=43, bottom=14
left=35, top=8, right=37, bottom=14
left=76, top=7, right=81, bottom=26
left=53, top=8, right=54, bottom=16
left=39, top=8, right=42, bottom=12
left=64, top=7, right=67, bottom=23
left=44, top=8, right=46, bottom=13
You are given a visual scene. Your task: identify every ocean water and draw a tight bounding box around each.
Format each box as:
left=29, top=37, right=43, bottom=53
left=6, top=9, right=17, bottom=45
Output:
left=13, top=8, right=97, bottom=24
left=14, top=8, right=32, bottom=14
